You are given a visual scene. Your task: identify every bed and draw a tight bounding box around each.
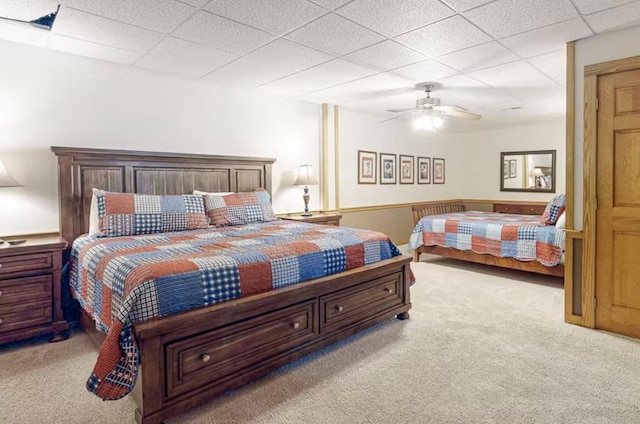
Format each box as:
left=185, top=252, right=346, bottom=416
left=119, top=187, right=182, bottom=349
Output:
left=53, top=147, right=412, bottom=424
left=410, top=201, right=564, bottom=277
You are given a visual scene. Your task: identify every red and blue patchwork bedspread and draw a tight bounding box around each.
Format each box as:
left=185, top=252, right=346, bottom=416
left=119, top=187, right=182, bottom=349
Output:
left=409, top=211, right=564, bottom=267
left=65, top=220, right=404, bottom=401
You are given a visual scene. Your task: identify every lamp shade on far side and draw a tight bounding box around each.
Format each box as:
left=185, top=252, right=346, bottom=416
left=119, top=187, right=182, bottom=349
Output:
left=0, top=157, right=21, bottom=188
left=294, top=164, right=319, bottom=186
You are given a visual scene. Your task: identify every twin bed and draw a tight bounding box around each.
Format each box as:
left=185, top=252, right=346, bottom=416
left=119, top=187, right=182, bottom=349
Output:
left=53, top=147, right=412, bottom=424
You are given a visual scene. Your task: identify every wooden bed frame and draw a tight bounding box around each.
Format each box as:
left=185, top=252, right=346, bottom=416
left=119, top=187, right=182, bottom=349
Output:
left=52, top=147, right=412, bottom=424
left=411, top=201, right=564, bottom=277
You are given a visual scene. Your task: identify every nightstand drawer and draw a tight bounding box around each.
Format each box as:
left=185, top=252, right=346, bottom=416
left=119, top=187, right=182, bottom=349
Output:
left=0, top=300, right=52, bottom=334
left=0, top=253, right=52, bottom=275
left=0, top=275, right=52, bottom=307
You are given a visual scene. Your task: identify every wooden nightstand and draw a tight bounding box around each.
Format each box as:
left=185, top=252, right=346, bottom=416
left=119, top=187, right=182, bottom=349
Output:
left=0, top=234, right=69, bottom=345
left=281, top=213, right=342, bottom=226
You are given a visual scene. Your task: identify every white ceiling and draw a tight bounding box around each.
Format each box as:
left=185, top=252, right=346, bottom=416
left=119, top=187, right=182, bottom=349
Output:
left=1, top=0, right=640, bottom=131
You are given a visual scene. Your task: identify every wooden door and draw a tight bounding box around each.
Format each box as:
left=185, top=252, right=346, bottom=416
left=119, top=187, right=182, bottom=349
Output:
left=595, top=69, right=640, bottom=338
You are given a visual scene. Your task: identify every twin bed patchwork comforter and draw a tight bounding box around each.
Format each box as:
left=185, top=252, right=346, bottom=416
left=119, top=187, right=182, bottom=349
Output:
left=66, top=220, right=404, bottom=400
left=409, top=211, right=565, bottom=267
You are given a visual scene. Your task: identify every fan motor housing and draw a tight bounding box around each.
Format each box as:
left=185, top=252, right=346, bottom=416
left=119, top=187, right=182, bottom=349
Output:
left=416, top=97, right=441, bottom=109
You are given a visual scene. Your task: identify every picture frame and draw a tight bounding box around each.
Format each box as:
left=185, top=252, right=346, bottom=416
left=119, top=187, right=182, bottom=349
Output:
left=399, top=155, right=414, bottom=184
left=509, top=159, right=517, bottom=178
left=418, top=157, right=431, bottom=184
left=357, top=150, right=377, bottom=184
left=379, top=153, right=397, bottom=184
left=503, top=160, right=510, bottom=179
left=433, top=158, right=445, bottom=184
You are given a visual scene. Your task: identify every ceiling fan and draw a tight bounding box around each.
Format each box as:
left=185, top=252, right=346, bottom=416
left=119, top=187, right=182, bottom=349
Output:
left=382, top=83, right=482, bottom=130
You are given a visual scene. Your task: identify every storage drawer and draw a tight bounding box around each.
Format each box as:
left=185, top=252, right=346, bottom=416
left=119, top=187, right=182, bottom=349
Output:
left=0, top=275, right=52, bottom=307
left=493, top=204, right=546, bottom=215
left=320, top=272, right=403, bottom=334
left=166, top=300, right=318, bottom=399
left=0, top=300, right=52, bottom=334
left=0, top=253, right=52, bottom=276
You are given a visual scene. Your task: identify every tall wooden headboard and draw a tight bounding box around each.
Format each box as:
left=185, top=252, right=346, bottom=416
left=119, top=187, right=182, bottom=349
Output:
left=52, top=147, right=276, bottom=244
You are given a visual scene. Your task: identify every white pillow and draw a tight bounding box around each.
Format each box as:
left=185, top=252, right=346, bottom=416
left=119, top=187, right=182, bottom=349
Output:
left=88, top=188, right=100, bottom=236
left=193, top=190, right=234, bottom=196
left=555, top=211, right=566, bottom=229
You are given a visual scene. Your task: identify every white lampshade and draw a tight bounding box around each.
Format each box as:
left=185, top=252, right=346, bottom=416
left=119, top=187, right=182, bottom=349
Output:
left=532, top=167, right=545, bottom=177
left=0, top=157, right=20, bottom=188
left=294, top=164, right=319, bottom=186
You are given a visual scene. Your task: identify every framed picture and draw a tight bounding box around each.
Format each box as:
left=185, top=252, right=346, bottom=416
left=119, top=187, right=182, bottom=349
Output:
left=399, top=155, right=414, bottom=184
left=357, top=150, right=377, bottom=184
left=433, top=158, right=445, bottom=184
left=379, top=153, right=397, bottom=184
left=509, top=159, right=517, bottom=178
left=503, top=160, right=510, bottom=179
left=418, top=157, right=431, bottom=184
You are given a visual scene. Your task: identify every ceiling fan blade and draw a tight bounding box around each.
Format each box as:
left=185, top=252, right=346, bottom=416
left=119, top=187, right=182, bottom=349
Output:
left=435, top=106, right=482, bottom=121
left=380, top=111, right=421, bottom=123
left=387, top=108, right=418, bottom=113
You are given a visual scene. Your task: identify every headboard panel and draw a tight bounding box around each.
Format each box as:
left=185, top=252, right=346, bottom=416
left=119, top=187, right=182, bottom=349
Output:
left=52, top=147, right=276, bottom=244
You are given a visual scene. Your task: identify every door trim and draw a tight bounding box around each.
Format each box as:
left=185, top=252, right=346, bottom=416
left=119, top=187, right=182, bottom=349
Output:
left=582, top=55, right=640, bottom=329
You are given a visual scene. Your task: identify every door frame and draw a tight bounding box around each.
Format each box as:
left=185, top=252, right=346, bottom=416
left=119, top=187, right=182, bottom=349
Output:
left=582, top=55, right=640, bottom=328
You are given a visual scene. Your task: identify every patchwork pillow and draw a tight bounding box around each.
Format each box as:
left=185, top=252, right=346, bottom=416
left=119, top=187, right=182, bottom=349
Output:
left=540, top=194, right=566, bottom=226
left=94, top=189, right=209, bottom=237
left=204, top=188, right=277, bottom=227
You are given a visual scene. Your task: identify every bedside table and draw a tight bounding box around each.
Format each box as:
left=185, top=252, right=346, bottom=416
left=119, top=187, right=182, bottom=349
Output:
left=0, top=234, right=69, bottom=345
left=281, top=213, right=342, bottom=226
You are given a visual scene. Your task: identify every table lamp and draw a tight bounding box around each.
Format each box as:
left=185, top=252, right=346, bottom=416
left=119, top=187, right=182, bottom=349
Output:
left=532, top=168, right=545, bottom=188
left=0, top=156, right=22, bottom=244
left=294, top=164, right=318, bottom=217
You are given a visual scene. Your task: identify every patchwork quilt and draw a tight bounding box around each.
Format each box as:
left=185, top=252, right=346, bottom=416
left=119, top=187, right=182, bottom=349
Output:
left=65, top=220, right=404, bottom=401
left=409, top=211, right=565, bottom=267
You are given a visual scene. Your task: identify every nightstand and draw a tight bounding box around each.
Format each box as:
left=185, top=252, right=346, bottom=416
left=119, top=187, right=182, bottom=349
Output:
left=0, top=234, right=69, bottom=345
left=281, top=213, right=342, bottom=226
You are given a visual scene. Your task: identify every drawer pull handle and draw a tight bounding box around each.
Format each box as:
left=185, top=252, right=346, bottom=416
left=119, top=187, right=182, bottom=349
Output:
left=292, top=322, right=300, bottom=329
left=336, top=305, right=344, bottom=312
left=385, top=287, right=393, bottom=294
left=201, top=354, right=211, bottom=363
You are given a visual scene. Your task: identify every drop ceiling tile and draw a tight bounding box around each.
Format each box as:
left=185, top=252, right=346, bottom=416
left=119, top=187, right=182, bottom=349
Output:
left=54, top=8, right=163, bottom=52
left=259, top=59, right=377, bottom=96
left=0, top=20, right=50, bottom=47
left=308, top=0, right=352, bottom=10
left=335, top=0, right=454, bottom=37
left=463, top=0, right=578, bottom=39
left=441, top=0, right=495, bottom=12
left=66, top=0, right=195, bottom=33
left=468, top=60, right=557, bottom=88
left=390, top=59, right=459, bottom=82
left=437, top=41, right=519, bottom=72
left=0, top=0, right=59, bottom=22
left=203, top=58, right=298, bottom=87
left=572, top=0, right=637, bottom=14
left=179, top=0, right=210, bottom=6
left=173, top=11, right=276, bottom=55
left=314, top=73, right=413, bottom=102
left=50, top=35, right=141, bottom=64
left=285, top=13, right=385, bottom=56
left=135, top=37, right=238, bottom=78
left=245, top=39, right=333, bottom=72
left=500, top=18, right=592, bottom=58
left=585, top=1, right=640, bottom=33
left=343, top=40, right=426, bottom=71
left=204, top=0, right=326, bottom=36
left=394, top=15, right=491, bottom=57
left=527, top=50, right=566, bottom=85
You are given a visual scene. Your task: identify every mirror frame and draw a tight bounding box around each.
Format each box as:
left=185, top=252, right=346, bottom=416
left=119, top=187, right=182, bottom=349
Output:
left=500, top=149, right=556, bottom=193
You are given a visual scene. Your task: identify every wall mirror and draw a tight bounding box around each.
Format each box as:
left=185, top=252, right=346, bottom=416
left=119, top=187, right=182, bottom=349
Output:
left=500, top=150, right=556, bottom=193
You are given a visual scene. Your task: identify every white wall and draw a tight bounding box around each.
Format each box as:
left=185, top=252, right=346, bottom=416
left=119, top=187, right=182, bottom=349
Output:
left=338, top=108, right=466, bottom=208
left=0, top=40, right=321, bottom=236
left=574, top=24, right=640, bottom=230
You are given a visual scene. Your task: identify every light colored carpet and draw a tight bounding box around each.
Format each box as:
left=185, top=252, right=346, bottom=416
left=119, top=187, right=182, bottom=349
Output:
left=2, top=250, right=640, bottom=424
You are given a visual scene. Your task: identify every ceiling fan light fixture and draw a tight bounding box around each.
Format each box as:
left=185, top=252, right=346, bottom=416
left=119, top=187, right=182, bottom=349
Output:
left=415, top=113, right=444, bottom=132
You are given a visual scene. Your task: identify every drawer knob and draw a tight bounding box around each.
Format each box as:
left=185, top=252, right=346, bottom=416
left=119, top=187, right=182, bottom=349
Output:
left=292, top=322, right=300, bottom=329
left=0, top=290, right=3, bottom=297
left=385, top=287, right=393, bottom=294
left=336, top=305, right=344, bottom=312
left=0, top=318, right=3, bottom=325
left=201, top=354, right=211, bottom=363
